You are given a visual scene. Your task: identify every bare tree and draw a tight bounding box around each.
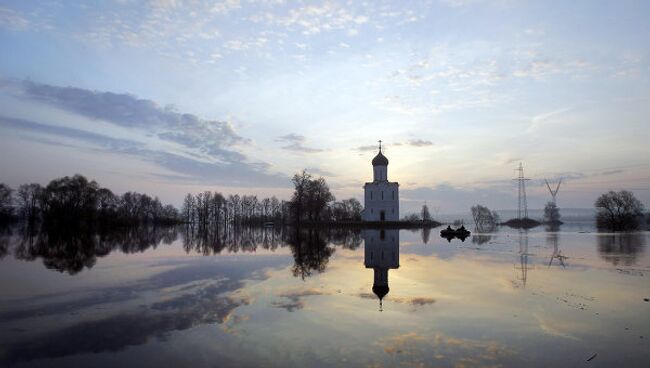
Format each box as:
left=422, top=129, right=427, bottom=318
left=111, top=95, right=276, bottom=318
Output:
left=595, top=190, right=644, bottom=231
left=543, top=201, right=561, bottom=224
left=421, top=204, right=431, bottom=221
left=471, top=204, right=498, bottom=231
left=18, top=183, right=42, bottom=223
left=0, top=183, right=13, bottom=219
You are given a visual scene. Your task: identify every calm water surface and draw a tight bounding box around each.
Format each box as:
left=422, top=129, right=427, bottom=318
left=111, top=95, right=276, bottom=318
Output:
left=0, top=224, right=649, bottom=367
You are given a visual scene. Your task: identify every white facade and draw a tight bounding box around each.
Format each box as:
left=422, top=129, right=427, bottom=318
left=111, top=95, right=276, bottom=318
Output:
left=362, top=149, right=399, bottom=222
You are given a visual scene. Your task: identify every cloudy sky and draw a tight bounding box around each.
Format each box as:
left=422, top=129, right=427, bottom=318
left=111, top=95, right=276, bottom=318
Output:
left=1, top=0, right=649, bottom=214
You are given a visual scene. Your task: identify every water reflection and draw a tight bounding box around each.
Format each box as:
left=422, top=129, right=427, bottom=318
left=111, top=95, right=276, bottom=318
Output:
left=597, top=232, right=646, bottom=266
left=546, top=228, right=567, bottom=268
left=13, top=225, right=178, bottom=274
left=472, top=234, right=492, bottom=245
left=514, top=230, right=530, bottom=288
left=0, top=224, right=366, bottom=278
left=363, top=229, right=399, bottom=311
left=0, top=224, right=649, bottom=367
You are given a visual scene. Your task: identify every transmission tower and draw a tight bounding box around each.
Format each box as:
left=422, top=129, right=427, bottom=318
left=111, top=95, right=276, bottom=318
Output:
left=544, top=178, right=562, bottom=204
left=513, top=162, right=531, bottom=220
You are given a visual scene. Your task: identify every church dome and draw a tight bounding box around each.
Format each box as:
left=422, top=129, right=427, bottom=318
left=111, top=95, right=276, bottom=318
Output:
left=372, top=284, right=390, bottom=300
left=372, top=151, right=389, bottom=166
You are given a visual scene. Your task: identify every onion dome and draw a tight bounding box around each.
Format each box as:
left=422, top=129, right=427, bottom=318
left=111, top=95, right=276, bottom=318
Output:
left=373, top=284, right=389, bottom=311
left=372, top=151, right=389, bottom=166
left=372, top=284, right=389, bottom=301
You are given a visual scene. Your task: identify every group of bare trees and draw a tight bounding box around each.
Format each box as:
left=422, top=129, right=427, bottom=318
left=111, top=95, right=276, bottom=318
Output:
left=0, top=184, right=12, bottom=221
left=181, top=191, right=287, bottom=229
left=0, top=175, right=180, bottom=226
left=181, top=170, right=363, bottom=228
left=289, top=170, right=361, bottom=223
left=471, top=204, right=500, bottom=231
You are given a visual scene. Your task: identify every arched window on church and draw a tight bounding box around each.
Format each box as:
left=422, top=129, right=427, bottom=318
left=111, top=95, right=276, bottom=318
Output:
left=381, top=191, right=384, bottom=200
left=370, top=191, right=373, bottom=200
left=392, top=191, right=394, bottom=200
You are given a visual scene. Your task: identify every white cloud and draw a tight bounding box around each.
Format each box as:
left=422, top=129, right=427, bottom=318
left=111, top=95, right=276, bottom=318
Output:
left=0, top=6, right=29, bottom=30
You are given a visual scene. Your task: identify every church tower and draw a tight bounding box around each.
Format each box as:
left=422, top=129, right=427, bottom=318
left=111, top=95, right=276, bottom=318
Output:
left=362, top=141, right=399, bottom=221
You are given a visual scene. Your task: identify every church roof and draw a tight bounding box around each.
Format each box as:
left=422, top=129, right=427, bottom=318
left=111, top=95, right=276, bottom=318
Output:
left=372, top=151, right=389, bottom=166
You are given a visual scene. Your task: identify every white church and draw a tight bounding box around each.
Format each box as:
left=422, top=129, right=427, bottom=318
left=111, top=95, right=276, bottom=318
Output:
left=361, top=141, right=399, bottom=222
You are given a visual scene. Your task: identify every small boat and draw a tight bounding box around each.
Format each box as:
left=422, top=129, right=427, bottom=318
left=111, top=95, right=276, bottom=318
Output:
left=440, top=225, right=471, bottom=242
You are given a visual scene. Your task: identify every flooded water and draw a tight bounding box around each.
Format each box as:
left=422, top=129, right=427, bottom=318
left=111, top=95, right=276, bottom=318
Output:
left=0, top=224, right=649, bottom=367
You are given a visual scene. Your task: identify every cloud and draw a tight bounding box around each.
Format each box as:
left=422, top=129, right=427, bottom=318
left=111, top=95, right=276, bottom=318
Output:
left=276, top=133, right=323, bottom=153
left=305, top=167, right=335, bottom=177
left=251, top=2, right=371, bottom=36
left=0, top=6, right=29, bottom=30
left=356, top=144, right=378, bottom=152
left=1, top=80, right=289, bottom=187
left=408, top=139, right=433, bottom=147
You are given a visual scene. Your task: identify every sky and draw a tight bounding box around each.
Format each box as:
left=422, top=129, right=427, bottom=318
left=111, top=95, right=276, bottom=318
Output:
left=0, top=0, right=649, bottom=215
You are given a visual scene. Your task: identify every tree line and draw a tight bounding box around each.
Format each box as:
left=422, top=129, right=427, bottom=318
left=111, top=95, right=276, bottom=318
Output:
left=180, top=170, right=362, bottom=227
left=0, top=175, right=180, bottom=226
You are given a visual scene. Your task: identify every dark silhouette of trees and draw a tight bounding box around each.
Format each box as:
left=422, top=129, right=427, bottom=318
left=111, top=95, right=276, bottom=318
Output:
left=421, top=204, right=431, bottom=221
left=595, top=190, right=644, bottom=231
left=402, top=213, right=420, bottom=222
left=288, top=170, right=360, bottom=223
left=17, top=183, right=42, bottom=223
left=39, top=175, right=100, bottom=223
left=289, top=170, right=336, bottom=223
left=471, top=204, right=499, bottom=231
left=6, top=175, right=179, bottom=226
left=330, top=198, right=362, bottom=221
left=181, top=191, right=286, bottom=227
left=543, top=201, right=561, bottom=225
left=0, top=183, right=13, bottom=221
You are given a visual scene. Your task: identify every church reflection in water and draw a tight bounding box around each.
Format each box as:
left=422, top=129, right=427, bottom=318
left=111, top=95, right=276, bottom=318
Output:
left=363, top=229, right=399, bottom=311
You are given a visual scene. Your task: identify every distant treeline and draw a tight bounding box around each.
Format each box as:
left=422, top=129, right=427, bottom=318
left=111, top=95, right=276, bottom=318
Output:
left=181, top=170, right=362, bottom=227
left=0, top=175, right=180, bottom=226
left=1, top=171, right=364, bottom=229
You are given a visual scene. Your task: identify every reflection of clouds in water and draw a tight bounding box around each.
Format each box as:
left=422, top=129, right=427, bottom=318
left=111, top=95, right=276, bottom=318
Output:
left=272, top=288, right=331, bottom=312
left=0, top=257, right=287, bottom=365
left=532, top=313, right=580, bottom=341
left=3, top=291, right=249, bottom=365
left=356, top=293, right=435, bottom=307
left=376, top=332, right=516, bottom=367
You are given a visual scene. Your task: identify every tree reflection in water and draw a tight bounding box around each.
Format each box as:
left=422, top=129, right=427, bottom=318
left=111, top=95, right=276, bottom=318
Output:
left=12, top=224, right=178, bottom=274
left=0, top=223, right=361, bottom=277
left=597, top=232, right=646, bottom=266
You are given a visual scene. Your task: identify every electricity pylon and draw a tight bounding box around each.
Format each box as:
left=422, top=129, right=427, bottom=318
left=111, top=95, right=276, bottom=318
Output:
left=513, top=163, right=531, bottom=220
left=544, top=178, right=562, bottom=204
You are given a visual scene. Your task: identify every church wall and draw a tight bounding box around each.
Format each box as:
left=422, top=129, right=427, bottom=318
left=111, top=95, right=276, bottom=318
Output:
left=362, top=182, right=399, bottom=221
